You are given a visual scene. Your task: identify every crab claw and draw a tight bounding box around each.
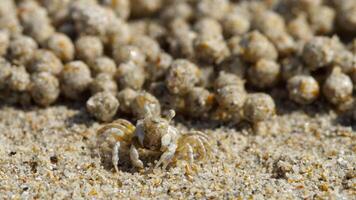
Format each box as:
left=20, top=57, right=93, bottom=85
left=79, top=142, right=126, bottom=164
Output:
left=155, top=143, right=177, bottom=169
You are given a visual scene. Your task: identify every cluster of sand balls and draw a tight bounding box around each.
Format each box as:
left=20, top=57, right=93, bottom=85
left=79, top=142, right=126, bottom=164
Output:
left=0, top=0, right=355, bottom=126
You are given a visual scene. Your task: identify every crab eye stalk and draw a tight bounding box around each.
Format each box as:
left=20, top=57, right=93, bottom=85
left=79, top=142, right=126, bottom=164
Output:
left=143, top=104, right=153, bottom=118
left=165, top=110, right=176, bottom=122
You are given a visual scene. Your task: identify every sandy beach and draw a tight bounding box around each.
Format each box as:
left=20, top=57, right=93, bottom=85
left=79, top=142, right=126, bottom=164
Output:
left=0, top=100, right=354, bottom=199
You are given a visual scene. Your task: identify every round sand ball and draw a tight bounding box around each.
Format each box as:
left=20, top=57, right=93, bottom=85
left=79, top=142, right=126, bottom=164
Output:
left=0, top=1, right=22, bottom=35
left=17, top=1, right=55, bottom=43
left=89, top=56, right=117, bottom=77
left=287, top=75, right=320, bottom=104
left=196, top=0, right=229, bottom=20
left=323, top=68, right=353, bottom=106
left=107, top=18, right=131, bottom=45
left=131, top=91, right=161, bottom=119
left=227, top=36, right=243, bottom=55
left=0, top=0, right=17, bottom=16
left=34, top=23, right=56, bottom=45
left=248, top=59, right=280, bottom=88
left=129, top=20, right=148, bottom=34
left=60, top=61, right=92, bottom=99
left=147, top=21, right=167, bottom=41
left=0, top=58, right=12, bottom=89
left=194, top=35, right=230, bottom=64
left=112, top=44, right=146, bottom=67
left=8, top=66, right=31, bottom=92
left=333, top=50, right=355, bottom=74
left=75, top=36, right=103, bottom=62
left=8, top=35, right=38, bottom=65
left=86, top=91, right=119, bottom=122
left=165, top=59, right=200, bottom=95
left=243, top=93, right=276, bottom=123
left=252, top=10, right=287, bottom=37
left=46, top=33, right=75, bottom=62
left=335, top=0, right=356, bottom=32
left=18, top=8, right=55, bottom=45
left=268, top=32, right=296, bottom=57
left=287, top=14, right=313, bottom=41
left=302, top=37, right=335, bottom=71
left=101, top=0, right=130, bottom=19
left=186, top=87, right=215, bottom=117
left=40, top=0, right=71, bottom=25
left=293, top=0, right=322, bottom=11
left=90, top=73, right=118, bottom=95
left=30, top=72, right=60, bottom=106
left=216, top=85, right=247, bottom=112
left=308, top=5, right=335, bottom=34
left=28, top=50, right=63, bottom=75
left=240, top=31, right=278, bottom=63
left=221, top=13, right=250, bottom=37
left=71, top=2, right=115, bottom=37
left=115, top=62, right=145, bottom=90
left=167, top=18, right=197, bottom=59
left=116, top=88, right=138, bottom=114
left=194, top=18, right=223, bottom=39
left=146, top=52, right=172, bottom=82
left=130, top=0, right=162, bottom=17
left=0, top=15, right=22, bottom=37
left=160, top=1, right=193, bottom=22
left=214, top=71, right=245, bottom=90
left=131, top=21, right=166, bottom=42
left=130, top=35, right=161, bottom=62
left=0, top=30, right=9, bottom=56
left=329, top=35, right=345, bottom=52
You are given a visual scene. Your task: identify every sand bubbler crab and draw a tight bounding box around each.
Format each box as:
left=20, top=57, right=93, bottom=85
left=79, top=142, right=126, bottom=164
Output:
left=97, top=107, right=211, bottom=172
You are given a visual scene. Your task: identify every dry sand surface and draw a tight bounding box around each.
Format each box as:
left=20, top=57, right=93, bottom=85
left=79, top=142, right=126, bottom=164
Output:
left=0, top=100, right=355, bottom=199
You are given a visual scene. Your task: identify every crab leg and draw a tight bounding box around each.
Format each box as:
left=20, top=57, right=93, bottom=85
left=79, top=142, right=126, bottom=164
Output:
left=185, top=131, right=212, bottom=154
left=98, top=119, right=137, bottom=172
left=130, top=145, right=144, bottom=168
left=155, top=143, right=177, bottom=169
left=194, top=137, right=207, bottom=159
left=97, top=120, right=135, bottom=142
left=112, top=141, right=121, bottom=173
left=186, top=144, right=194, bottom=165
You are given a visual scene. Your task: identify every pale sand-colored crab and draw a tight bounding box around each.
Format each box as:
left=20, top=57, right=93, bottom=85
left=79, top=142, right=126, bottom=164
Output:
left=97, top=108, right=211, bottom=172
